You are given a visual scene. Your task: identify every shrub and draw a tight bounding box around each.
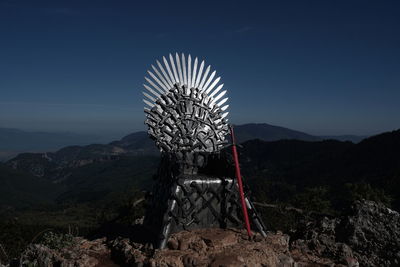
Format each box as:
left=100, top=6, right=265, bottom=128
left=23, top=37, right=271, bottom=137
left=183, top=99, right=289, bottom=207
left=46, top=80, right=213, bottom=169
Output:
left=345, top=183, right=393, bottom=207
left=292, top=186, right=333, bottom=214
left=40, top=232, right=76, bottom=251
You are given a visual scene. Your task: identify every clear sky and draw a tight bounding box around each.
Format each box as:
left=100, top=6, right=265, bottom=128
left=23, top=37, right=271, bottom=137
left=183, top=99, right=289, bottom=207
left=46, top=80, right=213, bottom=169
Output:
left=0, top=0, right=399, bottom=138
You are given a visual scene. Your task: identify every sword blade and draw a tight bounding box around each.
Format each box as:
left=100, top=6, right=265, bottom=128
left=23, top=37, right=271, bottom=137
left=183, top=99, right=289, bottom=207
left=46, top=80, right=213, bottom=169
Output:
left=212, top=90, right=226, bottom=104
left=176, top=53, right=183, bottom=84
left=205, top=77, right=221, bottom=94
left=188, top=54, right=192, bottom=89
left=220, top=104, right=229, bottom=111
left=143, top=92, right=156, bottom=102
left=155, top=62, right=173, bottom=88
left=144, top=77, right=164, bottom=95
left=169, top=53, right=179, bottom=83
left=147, top=71, right=169, bottom=92
left=202, top=70, right=216, bottom=92
left=163, top=56, right=176, bottom=85
left=182, top=53, right=187, bottom=86
left=194, top=60, right=204, bottom=88
left=217, top=97, right=228, bottom=107
left=143, top=84, right=161, bottom=98
left=199, top=65, right=211, bottom=90
left=143, top=99, right=154, bottom=107
left=192, top=57, right=198, bottom=88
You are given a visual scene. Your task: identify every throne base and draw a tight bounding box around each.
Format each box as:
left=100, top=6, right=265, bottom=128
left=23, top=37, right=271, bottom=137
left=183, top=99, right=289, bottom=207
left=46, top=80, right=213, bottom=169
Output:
left=144, top=175, right=267, bottom=248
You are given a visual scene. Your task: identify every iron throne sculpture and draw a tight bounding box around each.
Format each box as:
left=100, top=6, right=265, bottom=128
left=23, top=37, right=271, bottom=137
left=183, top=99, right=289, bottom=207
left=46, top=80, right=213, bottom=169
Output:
left=142, top=53, right=266, bottom=248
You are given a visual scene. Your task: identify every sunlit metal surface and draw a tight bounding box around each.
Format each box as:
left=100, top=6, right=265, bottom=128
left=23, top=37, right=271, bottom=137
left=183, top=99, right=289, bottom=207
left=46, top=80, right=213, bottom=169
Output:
left=143, top=53, right=229, bottom=153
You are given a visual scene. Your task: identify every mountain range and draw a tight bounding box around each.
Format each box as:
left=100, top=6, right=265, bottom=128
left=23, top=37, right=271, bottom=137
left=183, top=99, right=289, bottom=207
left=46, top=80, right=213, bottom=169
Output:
left=0, top=128, right=111, bottom=161
left=1, top=123, right=365, bottom=180
left=1, top=123, right=399, bottom=212
left=0, top=123, right=366, bottom=161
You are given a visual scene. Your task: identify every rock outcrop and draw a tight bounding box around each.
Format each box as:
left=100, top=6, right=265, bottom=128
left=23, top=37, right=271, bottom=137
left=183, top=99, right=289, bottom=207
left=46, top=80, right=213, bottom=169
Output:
left=290, top=216, right=358, bottom=266
left=14, top=229, right=340, bottom=267
left=17, top=238, right=117, bottom=267
left=10, top=200, right=400, bottom=267
left=109, top=228, right=338, bottom=267
left=338, top=200, right=400, bottom=266
left=291, top=200, right=400, bottom=267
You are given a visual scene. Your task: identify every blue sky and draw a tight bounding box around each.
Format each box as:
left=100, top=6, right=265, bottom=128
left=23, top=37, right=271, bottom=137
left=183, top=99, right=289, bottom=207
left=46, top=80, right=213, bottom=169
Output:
left=0, top=0, right=399, bottom=138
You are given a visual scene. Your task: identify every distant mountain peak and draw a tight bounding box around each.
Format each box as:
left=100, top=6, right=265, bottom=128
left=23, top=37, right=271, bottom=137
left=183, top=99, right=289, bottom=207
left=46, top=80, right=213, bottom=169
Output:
left=233, top=123, right=320, bottom=143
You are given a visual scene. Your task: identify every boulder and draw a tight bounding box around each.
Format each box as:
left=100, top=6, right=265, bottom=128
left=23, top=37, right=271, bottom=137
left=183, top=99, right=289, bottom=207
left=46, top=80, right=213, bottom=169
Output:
left=291, top=200, right=400, bottom=267
left=338, top=200, right=400, bottom=266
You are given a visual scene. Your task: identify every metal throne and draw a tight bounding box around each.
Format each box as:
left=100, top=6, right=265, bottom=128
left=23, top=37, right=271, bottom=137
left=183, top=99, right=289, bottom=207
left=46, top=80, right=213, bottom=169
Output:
left=140, top=53, right=266, bottom=248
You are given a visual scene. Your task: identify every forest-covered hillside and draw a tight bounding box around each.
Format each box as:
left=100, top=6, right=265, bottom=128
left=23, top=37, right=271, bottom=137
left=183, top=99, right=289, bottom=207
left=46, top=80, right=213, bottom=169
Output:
left=0, top=128, right=398, bottom=260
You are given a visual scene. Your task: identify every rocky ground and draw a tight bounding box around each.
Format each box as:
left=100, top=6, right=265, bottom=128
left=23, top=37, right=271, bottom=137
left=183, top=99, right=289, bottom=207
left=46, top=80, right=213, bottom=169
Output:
left=14, top=229, right=342, bottom=267
left=110, top=228, right=344, bottom=267
left=2, top=200, right=399, bottom=266
left=291, top=200, right=400, bottom=266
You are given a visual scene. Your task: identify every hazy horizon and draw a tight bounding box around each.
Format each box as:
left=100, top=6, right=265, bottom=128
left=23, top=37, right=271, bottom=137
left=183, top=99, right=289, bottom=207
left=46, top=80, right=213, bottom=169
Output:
left=0, top=120, right=395, bottom=139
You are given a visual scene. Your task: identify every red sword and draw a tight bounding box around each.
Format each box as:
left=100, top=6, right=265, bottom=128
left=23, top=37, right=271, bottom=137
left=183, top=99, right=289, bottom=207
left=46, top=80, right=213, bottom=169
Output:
left=229, top=125, right=252, bottom=237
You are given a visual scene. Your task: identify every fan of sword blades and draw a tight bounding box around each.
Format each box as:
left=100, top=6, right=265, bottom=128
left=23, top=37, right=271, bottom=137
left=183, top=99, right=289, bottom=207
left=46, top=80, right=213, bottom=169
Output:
left=143, top=53, right=230, bottom=153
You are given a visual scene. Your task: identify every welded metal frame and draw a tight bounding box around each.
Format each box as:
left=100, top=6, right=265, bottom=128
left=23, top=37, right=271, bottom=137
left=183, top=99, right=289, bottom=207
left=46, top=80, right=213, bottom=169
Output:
left=141, top=54, right=267, bottom=249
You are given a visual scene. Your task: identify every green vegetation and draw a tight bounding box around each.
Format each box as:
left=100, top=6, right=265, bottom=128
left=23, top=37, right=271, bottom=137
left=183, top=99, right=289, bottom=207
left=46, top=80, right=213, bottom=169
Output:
left=344, top=182, right=393, bottom=207
left=0, top=163, right=60, bottom=209
left=40, top=232, right=76, bottom=251
left=292, top=186, right=333, bottom=214
left=0, top=188, right=146, bottom=263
